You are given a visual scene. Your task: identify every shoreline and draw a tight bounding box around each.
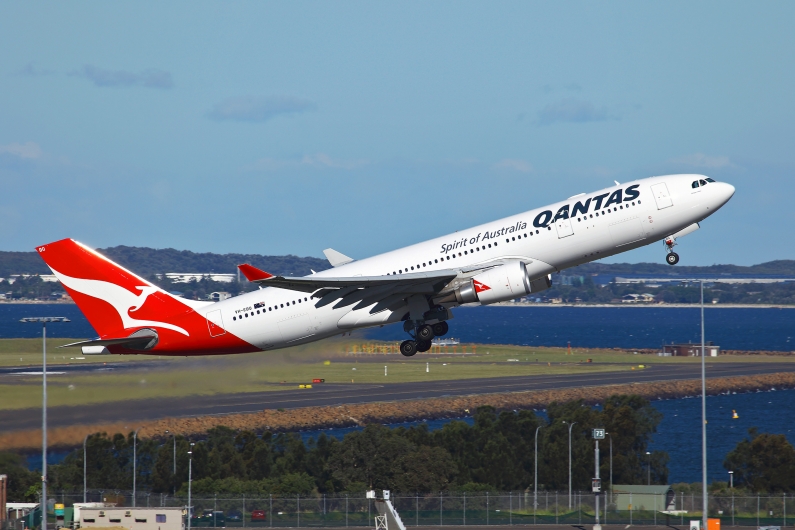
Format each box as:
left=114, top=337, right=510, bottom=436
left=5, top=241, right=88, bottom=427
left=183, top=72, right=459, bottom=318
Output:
left=2, top=371, right=794, bottom=452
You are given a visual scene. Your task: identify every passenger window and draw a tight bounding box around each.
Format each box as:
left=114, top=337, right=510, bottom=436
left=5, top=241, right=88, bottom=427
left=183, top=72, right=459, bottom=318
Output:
left=233, top=316, right=236, bottom=321
left=506, top=239, right=509, bottom=243
left=494, top=242, right=498, bottom=246
left=536, top=230, right=539, bottom=234
left=692, top=181, right=699, bottom=188
left=411, top=266, right=414, bottom=270
left=280, top=304, right=284, bottom=308
left=434, top=259, right=438, bottom=263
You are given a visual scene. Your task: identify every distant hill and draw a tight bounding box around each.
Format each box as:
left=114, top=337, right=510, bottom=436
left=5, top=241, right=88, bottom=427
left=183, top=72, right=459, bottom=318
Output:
left=574, top=260, right=795, bottom=277
left=2, top=246, right=794, bottom=278
left=0, top=246, right=331, bottom=277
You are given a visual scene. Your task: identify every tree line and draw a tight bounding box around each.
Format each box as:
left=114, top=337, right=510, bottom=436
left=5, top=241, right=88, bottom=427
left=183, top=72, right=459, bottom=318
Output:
left=3, top=396, right=794, bottom=502
left=3, top=396, right=668, bottom=499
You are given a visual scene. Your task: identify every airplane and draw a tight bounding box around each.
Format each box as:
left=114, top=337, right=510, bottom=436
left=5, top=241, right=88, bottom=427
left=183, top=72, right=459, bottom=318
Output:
left=36, top=174, right=734, bottom=358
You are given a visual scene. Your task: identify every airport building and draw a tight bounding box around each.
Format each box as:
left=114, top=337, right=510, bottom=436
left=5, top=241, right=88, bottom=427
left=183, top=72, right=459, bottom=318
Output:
left=661, top=342, right=720, bottom=357
left=79, top=507, right=184, bottom=530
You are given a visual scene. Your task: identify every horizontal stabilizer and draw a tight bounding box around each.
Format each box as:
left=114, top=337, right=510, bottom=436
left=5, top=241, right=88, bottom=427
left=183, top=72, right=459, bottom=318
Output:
left=59, top=335, right=157, bottom=349
left=237, top=263, right=275, bottom=282
left=323, top=248, right=354, bottom=267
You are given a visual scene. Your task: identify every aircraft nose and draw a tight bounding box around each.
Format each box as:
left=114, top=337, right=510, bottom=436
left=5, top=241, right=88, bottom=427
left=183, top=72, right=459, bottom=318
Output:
left=717, top=182, right=736, bottom=205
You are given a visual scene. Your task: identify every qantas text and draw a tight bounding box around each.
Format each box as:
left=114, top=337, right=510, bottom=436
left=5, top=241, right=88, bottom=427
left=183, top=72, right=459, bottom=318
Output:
left=438, top=184, right=641, bottom=255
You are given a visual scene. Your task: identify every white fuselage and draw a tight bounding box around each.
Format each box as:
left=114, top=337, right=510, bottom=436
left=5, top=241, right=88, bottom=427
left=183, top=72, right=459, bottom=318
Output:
left=200, top=174, right=734, bottom=351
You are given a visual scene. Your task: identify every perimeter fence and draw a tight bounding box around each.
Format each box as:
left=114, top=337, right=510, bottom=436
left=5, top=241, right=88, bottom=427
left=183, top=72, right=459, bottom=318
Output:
left=9, top=490, right=795, bottom=528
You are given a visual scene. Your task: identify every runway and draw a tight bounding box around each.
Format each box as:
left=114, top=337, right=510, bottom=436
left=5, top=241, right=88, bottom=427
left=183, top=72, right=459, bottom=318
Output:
left=1, top=361, right=793, bottom=432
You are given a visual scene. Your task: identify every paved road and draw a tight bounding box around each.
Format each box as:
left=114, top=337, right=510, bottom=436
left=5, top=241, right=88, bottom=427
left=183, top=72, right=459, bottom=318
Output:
left=2, top=362, right=793, bottom=431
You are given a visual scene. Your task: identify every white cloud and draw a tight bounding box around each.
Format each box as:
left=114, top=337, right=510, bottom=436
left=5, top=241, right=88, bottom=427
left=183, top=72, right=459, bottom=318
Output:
left=246, top=153, right=368, bottom=171
left=0, top=142, right=43, bottom=159
left=669, top=153, right=733, bottom=169
left=69, top=65, right=174, bottom=89
left=208, top=95, right=316, bottom=123
left=493, top=158, right=533, bottom=173
left=537, top=98, right=615, bottom=125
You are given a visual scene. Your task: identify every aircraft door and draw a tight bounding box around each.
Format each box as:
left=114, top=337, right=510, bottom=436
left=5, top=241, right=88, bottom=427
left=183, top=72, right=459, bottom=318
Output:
left=555, top=217, right=574, bottom=238
left=206, top=310, right=226, bottom=337
left=651, top=183, right=673, bottom=209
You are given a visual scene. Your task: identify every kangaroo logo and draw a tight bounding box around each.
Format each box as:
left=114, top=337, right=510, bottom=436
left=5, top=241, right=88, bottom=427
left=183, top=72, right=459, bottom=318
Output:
left=50, top=269, right=190, bottom=336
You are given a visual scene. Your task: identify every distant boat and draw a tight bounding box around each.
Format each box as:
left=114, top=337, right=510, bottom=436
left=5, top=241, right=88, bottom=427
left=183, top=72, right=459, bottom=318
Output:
left=732, top=409, right=739, bottom=419
left=432, top=337, right=460, bottom=346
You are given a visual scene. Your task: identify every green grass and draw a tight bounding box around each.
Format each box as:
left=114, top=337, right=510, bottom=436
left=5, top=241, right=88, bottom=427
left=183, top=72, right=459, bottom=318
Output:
left=1, top=338, right=791, bottom=411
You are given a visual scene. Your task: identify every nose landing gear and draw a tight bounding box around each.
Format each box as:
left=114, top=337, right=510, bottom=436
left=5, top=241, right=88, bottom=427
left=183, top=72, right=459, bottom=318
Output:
left=664, top=237, right=680, bottom=265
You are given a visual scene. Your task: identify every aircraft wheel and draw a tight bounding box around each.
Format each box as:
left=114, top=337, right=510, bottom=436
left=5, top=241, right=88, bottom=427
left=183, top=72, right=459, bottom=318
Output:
left=666, top=252, right=680, bottom=265
left=416, top=339, right=432, bottom=353
left=400, top=340, right=418, bottom=357
left=417, top=324, right=434, bottom=341
left=432, top=321, right=449, bottom=337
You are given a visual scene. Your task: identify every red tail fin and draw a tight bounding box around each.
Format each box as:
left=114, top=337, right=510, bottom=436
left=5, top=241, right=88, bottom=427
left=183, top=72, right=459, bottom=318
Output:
left=35, top=239, right=204, bottom=338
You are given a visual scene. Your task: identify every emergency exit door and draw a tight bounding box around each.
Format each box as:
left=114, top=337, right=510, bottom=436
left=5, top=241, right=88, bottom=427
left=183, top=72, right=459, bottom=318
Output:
left=555, top=217, right=574, bottom=238
left=651, top=182, right=673, bottom=209
left=206, top=309, right=226, bottom=337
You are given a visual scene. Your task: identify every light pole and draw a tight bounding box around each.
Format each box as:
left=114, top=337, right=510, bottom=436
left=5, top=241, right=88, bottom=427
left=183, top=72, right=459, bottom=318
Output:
left=646, top=451, right=651, bottom=485
left=83, top=434, right=89, bottom=503
left=187, top=442, right=195, bottom=530
left=166, top=430, right=176, bottom=494
left=563, top=421, right=577, bottom=509
left=534, top=425, right=542, bottom=518
left=729, top=471, right=734, bottom=526
left=607, top=433, right=613, bottom=505
left=701, top=281, right=708, bottom=530
left=20, top=316, right=69, bottom=528
left=133, top=428, right=141, bottom=507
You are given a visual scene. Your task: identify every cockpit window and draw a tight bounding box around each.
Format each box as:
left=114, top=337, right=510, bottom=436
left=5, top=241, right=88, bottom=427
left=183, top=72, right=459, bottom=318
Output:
left=705, top=177, right=716, bottom=182
left=692, top=181, right=700, bottom=188
left=699, top=179, right=707, bottom=186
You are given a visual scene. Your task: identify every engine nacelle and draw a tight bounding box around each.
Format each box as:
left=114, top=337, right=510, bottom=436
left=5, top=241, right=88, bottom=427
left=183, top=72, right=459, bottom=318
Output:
left=449, top=261, right=552, bottom=305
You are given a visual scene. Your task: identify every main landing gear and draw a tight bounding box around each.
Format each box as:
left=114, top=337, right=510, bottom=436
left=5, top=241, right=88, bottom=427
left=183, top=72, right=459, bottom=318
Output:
left=400, top=320, right=449, bottom=357
left=664, top=237, right=680, bottom=265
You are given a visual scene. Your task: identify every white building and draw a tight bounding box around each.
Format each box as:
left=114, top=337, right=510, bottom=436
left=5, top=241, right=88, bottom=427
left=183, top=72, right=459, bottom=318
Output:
left=79, top=507, right=184, bottom=530
left=157, top=273, right=236, bottom=284
left=209, top=291, right=232, bottom=301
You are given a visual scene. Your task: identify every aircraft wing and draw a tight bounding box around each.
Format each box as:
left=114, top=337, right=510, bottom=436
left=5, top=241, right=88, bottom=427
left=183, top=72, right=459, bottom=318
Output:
left=237, top=263, right=459, bottom=313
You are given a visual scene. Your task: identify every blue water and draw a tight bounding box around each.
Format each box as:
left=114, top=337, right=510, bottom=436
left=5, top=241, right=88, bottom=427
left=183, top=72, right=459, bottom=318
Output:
left=0, top=304, right=95, bottom=338
left=7, top=304, right=795, bottom=483
left=366, top=306, right=795, bottom=352
left=2, top=304, right=793, bottom=351
left=293, top=389, right=795, bottom=484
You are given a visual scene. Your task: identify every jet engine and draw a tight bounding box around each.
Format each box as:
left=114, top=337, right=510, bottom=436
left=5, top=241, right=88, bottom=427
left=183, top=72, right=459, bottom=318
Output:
left=443, top=261, right=552, bottom=305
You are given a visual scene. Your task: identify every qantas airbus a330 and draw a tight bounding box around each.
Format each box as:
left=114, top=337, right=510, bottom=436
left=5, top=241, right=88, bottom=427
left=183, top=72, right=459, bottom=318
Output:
left=37, top=174, right=734, bottom=357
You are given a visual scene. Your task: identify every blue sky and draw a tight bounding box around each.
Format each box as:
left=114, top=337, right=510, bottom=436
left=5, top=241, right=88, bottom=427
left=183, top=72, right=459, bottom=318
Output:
left=1, top=2, right=793, bottom=266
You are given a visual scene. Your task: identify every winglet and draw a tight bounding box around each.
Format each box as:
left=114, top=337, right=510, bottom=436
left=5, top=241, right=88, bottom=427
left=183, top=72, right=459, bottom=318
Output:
left=237, top=264, right=275, bottom=282
left=323, top=248, right=354, bottom=267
